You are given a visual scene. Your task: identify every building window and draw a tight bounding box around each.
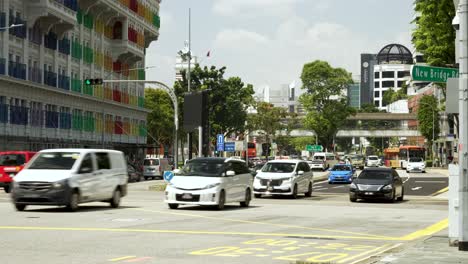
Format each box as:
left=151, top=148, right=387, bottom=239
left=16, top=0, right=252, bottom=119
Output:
left=382, top=81, right=394, bottom=88
left=397, top=81, right=405, bottom=87
left=374, top=101, right=380, bottom=107
left=289, top=105, right=295, bottom=113
left=382, top=71, right=395, bottom=78
left=397, top=71, right=410, bottom=78
left=374, top=82, right=380, bottom=88
left=374, top=91, right=380, bottom=98
left=374, top=72, right=380, bottom=79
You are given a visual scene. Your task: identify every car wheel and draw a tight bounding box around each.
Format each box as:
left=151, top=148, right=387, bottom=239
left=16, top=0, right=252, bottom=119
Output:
left=360, top=166, right=364, bottom=170
left=406, top=170, right=409, bottom=173
left=291, top=184, right=298, bottom=199
left=216, top=190, right=226, bottom=210
left=240, top=189, right=251, bottom=207
left=66, top=191, right=80, bottom=212
left=144, top=177, right=149, bottom=181
left=349, top=196, right=357, bottom=202
left=422, top=170, right=426, bottom=173
left=254, top=194, right=262, bottom=199
left=397, top=187, right=404, bottom=201
left=168, top=203, right=179, bottom=209
left=305, top=182, right=312, bottom=197
left=328, top=181, right=333, bottom=184
left=15, top=204, right=27, bottom=211
left=110, top=188, right=121, bottom=208
left=4, top=184, right=11, bottom=193
left=389, top=190, right=396, bottom=203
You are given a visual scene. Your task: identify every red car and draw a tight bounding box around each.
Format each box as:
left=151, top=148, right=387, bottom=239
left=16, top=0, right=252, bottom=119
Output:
left=0, top=151, right=36, bottom=193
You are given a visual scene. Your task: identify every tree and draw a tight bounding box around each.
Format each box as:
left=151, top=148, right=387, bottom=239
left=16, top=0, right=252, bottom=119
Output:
left=417, top=95, right=440, bottom=156
left=175, top=64, right=255, bottom=139
left=382, top=87, right=408, bottom=106
left=299, top=60, right=356, bottom=149
left=289, top=136, right=316, bottom=152
left=412, top=0, right=456, bottom=67
left=248, top=102, right=288, bottom=148
left=145, top=88, right=175, bottom=149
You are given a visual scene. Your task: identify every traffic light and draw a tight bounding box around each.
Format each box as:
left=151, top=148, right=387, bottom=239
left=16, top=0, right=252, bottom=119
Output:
left=84, top=78, right=103, bottom=85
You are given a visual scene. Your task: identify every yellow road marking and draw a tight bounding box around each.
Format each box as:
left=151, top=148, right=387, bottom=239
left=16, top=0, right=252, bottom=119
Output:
left=431, top=187, right=449, bottom=196
left=337, top=244, right=391, bottom=263
left=108, top=256, right=136, bottom=262
left=399, top=218, right=448, bottom=241
left=133, top=208, right=393, bottom=240
left=0, top=226, right=402, bottom=241
left=348, top=243, right=402, bottom=264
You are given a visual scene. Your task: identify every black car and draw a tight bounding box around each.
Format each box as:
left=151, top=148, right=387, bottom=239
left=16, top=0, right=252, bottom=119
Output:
left=349, top=167, right=404, bottom=202
left=127, top=164, right=143, bottom=183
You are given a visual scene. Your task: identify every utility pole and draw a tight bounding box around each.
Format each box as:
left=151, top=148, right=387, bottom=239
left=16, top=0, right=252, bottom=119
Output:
left=457, top=0, right=468, bottom=251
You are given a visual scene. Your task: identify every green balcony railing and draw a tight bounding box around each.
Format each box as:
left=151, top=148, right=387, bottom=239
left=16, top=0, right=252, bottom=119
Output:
left=71, top=78, right=82, bottom=93
left=72, top=114, right=83, bottom=130
left=138, top=97, right=144, bottom=108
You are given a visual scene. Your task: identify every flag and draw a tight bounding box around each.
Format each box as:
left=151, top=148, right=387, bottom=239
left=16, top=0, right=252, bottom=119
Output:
left=206, top=50, right=211, bottom=57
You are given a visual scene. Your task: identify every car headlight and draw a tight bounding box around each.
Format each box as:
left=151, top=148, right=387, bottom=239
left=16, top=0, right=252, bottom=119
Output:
left=52, top=180, right=67, bottom=189
left=13, top=181, right=19, bottom=188
left=204, top=183, right=221, bottom=189
left=381, top=185, right=393, bottom=191
left=349, top=182, right=357, bottom=190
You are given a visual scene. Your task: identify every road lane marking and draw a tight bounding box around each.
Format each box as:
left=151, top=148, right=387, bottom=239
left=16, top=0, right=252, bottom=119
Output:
left=415, top=181, right=446, bottom=183
left=314, top=188, right=328, bottom=191
left=411, top=187, right=422, bottom=191
left=332, top=186, right=345, bottom=189
left=431, top=187, right=449, bottom=196
left=109, top=256, right=136, bottom=262
left=0, top=226, right=401, bottom=241
left=125, top=257, right=152, bottom=263
left=336, top=243, right=391, bottom=263
left=399, top=218, right=448, bottom=241
left=348, top=243, right=402, bottom=264
left=133, top=208, right=392, bottom=239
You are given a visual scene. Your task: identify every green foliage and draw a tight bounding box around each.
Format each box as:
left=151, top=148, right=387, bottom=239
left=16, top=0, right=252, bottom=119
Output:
left=175, top=64, right=255, bottom=139
left=412, top=0, right=456, bottom=67
left=299, top=60, right=356, bottom=149
left=145, top=88, right=175, bottom=147
left=417, top=95, right=440, bottom=148
left=289, top=136, right=317, bottom=152
left=382, top=87, right=408, bottom=106
left=248, top=102, right=288, bottom=142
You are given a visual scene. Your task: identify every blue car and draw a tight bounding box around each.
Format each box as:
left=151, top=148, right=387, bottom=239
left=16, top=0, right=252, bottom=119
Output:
left=328, top=164, right=355, bottom=184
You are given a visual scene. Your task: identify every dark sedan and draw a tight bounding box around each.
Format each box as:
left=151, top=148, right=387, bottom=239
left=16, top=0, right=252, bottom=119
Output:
left=349, top=167, right=404, bottom=202
left=127, top=164, right=143, bottom=183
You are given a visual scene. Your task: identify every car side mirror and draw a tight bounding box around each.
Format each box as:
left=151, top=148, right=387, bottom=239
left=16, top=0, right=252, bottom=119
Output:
left=79, top=167, right=92, bottom=174
left=226, top=170, right=235, bottom=176
left=173, top=169, right=181, bottom=174
left=328, top=168, right=332, bottom=171
left=256, top=170, right=261, bottom=173
left=297, top=170, right=304, bottom=175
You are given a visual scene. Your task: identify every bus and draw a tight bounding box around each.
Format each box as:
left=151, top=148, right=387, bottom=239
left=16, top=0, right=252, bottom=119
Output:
left=384, top=147, right=400, bottom=168
left=399, top=145, right=425, bottom=169
left=244, top=142, right=256, bottom=158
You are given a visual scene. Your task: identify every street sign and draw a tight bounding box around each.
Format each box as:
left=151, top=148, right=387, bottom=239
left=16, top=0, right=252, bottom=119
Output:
left=224, top=142, right=235, bottom=152
left=216, top=134, right=224, bottom=152
left=411, top=65, right=459, bottom=83
left=306, top=145, right=323, bottom=152
left=163, top=171, right=174, bottom=182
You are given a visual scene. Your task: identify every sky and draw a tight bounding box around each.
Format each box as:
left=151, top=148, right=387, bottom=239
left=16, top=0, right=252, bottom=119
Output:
left=145, top=0, right=415, bottom=94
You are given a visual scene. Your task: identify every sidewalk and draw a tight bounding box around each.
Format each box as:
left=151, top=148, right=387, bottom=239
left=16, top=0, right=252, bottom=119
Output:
left=426, top=167, right=449, bottom=176
left=369, top=230, right=468, bottom=264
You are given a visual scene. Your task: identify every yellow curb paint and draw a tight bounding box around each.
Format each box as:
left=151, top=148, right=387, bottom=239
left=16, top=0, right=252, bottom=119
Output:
left=337, top=244, right=391, bottom=263
left=431, top=187, right=449, bottom=196
left=109, top=256, right=136, bottom=262
left=0, top=226, right=402, bottom=241
left=133, top=208, right=393, bottom=240
left=399, top=218, right=448, bottom=241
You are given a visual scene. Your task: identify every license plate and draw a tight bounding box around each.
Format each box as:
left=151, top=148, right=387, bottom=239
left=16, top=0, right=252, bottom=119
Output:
left=182, top=193, right=193, bottom=199
left=365, top=192, right=374, bottom=195
left=25, top=194, right=40, bottom=198
left=268, top=187, right=274, bottom=191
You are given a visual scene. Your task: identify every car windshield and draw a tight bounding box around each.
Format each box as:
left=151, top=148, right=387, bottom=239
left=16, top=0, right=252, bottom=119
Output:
left=368, top=156, right=378, bottom=160
left=27, top=152, right=80, bottom=170
left=351, top=156, right=360, bottom=160
left=314, top=156, right=325, bottom=160
left=178, top=160, right=226, bottom=177
left=358, top=171, right=392, bottom=180
left=409, top=157, right=423, bottom=162
left=261, top=163, right=296, bottom=173
left=332, top=165, right=352, bottom=171
left=0, top=154, right=26, bottom=166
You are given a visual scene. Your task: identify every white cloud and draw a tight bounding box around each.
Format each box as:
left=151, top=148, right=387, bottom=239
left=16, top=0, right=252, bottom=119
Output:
left=213, top=0, right=299, bottom=18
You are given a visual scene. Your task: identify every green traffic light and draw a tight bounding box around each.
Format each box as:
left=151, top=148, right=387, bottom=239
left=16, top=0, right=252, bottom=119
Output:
left=85, top=79, right=91, bottom=85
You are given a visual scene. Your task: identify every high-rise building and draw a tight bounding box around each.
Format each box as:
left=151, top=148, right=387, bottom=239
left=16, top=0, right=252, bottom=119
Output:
left=0, top=0, right=161, bottom=156
left=175, top=55, right=198, bottom=81
left=360, top=53, right=377, bottom=106
left=348, top=83, right=360, bottom=108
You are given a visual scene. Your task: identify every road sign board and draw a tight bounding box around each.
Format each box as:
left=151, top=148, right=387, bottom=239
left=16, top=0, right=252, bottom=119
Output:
left=163, top=171, right=174, bottom=182
left=306, top=145, right=323, bottom=152
left=216, top=134, right=224, bottom=152
left=224, top=142, right=235, bottom=152
left=411, top=65, right=459, bottom=83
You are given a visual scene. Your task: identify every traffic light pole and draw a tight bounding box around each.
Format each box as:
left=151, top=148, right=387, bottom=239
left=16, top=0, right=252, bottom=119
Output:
left=102, top=80, right=179, bottom=168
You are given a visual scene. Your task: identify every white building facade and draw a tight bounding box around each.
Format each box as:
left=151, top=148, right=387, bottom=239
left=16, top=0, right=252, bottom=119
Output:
left=0, top=0, right=161, bottom=155
left=373, top=63, right=411, bottom=109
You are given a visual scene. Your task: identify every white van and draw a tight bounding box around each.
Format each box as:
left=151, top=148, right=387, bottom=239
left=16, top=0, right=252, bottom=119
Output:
left=143, top=157, right=171, bottom=180
left=12, top=149, right=127, bottom=212
left=311, top=152, right=338, bottom=170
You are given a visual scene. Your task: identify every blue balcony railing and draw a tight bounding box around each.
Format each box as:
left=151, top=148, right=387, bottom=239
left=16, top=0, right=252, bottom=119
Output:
left=58, top=74, right=70, bottom=90
left=59, top=112, right=72, bottom=129
left=58, top=38, right=71, bottom=55
left=44, top=70, right=57, bottom=87
left=0, top=12, right=6, bottom=29
left=8, top=61, right=26, bottom=80
left=44, top=32, right=58, bottom=51
left=28, top=67, right=42, bottom=84
left=9, top=105, right=28, bottom=125
left=0, top=104, right=8, bottom=123
left=45, top=111, right=59, bottom=128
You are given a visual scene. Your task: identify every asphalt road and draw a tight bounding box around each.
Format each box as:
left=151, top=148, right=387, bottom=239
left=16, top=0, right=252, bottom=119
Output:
left=0, top=178, right=448, bottom=264
left=313, top=169, right=448, bottom=197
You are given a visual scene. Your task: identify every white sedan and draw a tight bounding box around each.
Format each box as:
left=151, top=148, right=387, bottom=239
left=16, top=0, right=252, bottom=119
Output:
left=406, top=157, right=426, bottom=173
